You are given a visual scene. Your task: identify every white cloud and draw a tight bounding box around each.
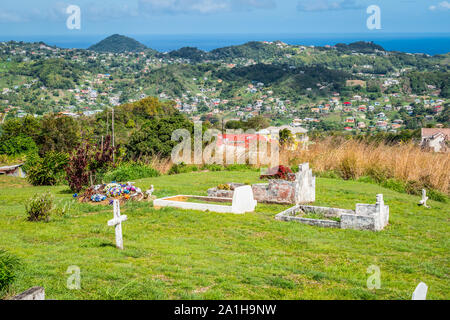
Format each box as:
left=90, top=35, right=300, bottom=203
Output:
left=138, top=0, right=275, bottom=15
left=297, top=0, right=363, bottom=12
left=0, top=10, right=25, bottom=23
left=429, top=1, right=450, bottom=11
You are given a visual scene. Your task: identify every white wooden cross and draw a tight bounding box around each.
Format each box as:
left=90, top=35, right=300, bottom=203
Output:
left=419, top=189, right=430, bottom=208
left=107, top=200, right=128, bottom=250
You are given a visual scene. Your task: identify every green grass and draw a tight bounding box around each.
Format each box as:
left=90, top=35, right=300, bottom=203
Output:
left=0, top=171, right=449, bottom=300
left=302, top=212, right=341, bottom=223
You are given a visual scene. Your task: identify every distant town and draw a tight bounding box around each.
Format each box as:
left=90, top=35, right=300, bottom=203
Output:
left=0, top=35, right=448, bottom=138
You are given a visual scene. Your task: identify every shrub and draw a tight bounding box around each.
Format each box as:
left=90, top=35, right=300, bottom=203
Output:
left=104, top=163, right=160, bottom=182
left=217, top=184, right=231, bottom=190
left=381, top=179, right=406, bottom=193
left=427, top=189, right=448, bottom=203
left=25, top=151, right=69, bottom=186
left=0, top=249, right=21, bottom=294
left=0, top=135, right=37, bottom=156
left=65, top=143, right=90, bottom=193
left=66, top=136, right=117, bottom=192
left=25, top=192, right=54, bottom=222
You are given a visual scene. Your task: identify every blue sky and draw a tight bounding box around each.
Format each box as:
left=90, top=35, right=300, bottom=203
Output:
left=0, top=0, right=449, bottom=36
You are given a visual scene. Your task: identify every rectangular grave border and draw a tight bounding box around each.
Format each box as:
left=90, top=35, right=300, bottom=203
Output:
left=275, top=194, right=389, bottom=231
left=153, top=185, right=257, bottom=215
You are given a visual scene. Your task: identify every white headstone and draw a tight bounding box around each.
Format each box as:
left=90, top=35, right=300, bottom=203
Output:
left=295, top=163, right=316, bottom=204
left=232, top=185, right=257, bottom=214
left=107, top=200, right=128, bottom=250
left=412, top=282, right=428, bottom=300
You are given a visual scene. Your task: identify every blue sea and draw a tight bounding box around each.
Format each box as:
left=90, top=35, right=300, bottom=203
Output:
left=2, top=33, right=449, bottom=55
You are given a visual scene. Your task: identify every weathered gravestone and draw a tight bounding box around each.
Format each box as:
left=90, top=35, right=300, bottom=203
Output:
left=107, top=200, right=128, bottom=250
left=12, top=286, right=45, bottom=300
left=412, top=282, right=428, bottom=300
left=231, top=185, right=258, bottom=214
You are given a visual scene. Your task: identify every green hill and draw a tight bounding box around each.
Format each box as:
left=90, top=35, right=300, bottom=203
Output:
left=167, top=47, right=209, bottom=62
left=88, top=34, right=148, bottom=53
left=210, top=41, right=297, bottom=61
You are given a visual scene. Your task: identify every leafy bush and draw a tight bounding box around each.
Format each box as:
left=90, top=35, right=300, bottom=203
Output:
left=0, top=135, right=37, bottom=156
left=66, top=136, right=117, bottom=192
left=25, top=192, right=54, bottom=222
left=381, top=179, right=406, bottom=193
left=0, top=249, right=21, bottom=294
left=65, top=143, right=90, bottom=193
left=427, top=189, right=448, bottom=203
left=104, top=163, right=160, bottom=182
left=25, top=151, right=69, bottom=186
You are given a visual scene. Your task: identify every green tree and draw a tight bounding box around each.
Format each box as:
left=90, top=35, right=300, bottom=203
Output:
left=37, top=116, right=81, bottom=155
left=126, top=114, right=193, bottom=159
left=279, top=129, right=294, bottom=147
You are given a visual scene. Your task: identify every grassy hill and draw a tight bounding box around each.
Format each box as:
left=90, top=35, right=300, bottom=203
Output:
left=88, top=34, right=148, bottom=53
left=0, top=171, right=448, bottom=300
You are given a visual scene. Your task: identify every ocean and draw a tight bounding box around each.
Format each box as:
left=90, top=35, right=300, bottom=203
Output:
left=2, top=33, right=449, bottom=55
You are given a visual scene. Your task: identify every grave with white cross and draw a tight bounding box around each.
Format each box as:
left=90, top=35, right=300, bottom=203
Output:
left=107, top=200, right=128, bottom=250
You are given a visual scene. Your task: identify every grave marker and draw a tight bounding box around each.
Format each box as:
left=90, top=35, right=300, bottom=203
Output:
left=412, top=282, right=428, bottom=300
left=419, top=189, right=430, bottom=208
left=107, top=200, right=127, bottom=250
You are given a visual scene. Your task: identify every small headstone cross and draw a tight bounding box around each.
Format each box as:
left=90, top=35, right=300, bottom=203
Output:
left=412, top=282, right=428, bottom=300
left=107, top=200, right=128, bottom=250
left=419, top=189, right=430, bottom=208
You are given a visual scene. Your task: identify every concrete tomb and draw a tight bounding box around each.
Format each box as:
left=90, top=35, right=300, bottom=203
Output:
left=275, top=194, right=389, bottom=231
left=153, top=185, right=257, bottom=214
left=207, top=163, right=315, bottom=205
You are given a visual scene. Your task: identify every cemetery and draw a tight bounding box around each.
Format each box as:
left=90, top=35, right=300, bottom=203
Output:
left=0, top=169, right=448, bottom=300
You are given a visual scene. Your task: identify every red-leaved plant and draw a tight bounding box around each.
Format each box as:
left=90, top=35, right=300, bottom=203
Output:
left=65, top=135, right=118, bottom=192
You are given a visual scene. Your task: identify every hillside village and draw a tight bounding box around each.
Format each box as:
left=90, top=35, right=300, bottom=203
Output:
left=0, top=36, right=448, bottom=137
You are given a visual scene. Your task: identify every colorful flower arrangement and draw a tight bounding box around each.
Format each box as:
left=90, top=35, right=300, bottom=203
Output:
left=91, top=194, right=107, bottom=202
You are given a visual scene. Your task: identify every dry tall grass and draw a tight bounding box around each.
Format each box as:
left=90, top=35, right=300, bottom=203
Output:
left=282, top=138, right=450, bottom=195
left=137, top=138, right=449, bottom=195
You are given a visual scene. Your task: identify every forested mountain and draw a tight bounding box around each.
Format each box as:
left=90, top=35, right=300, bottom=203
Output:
left=88, top=34, right=148, bottom=53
